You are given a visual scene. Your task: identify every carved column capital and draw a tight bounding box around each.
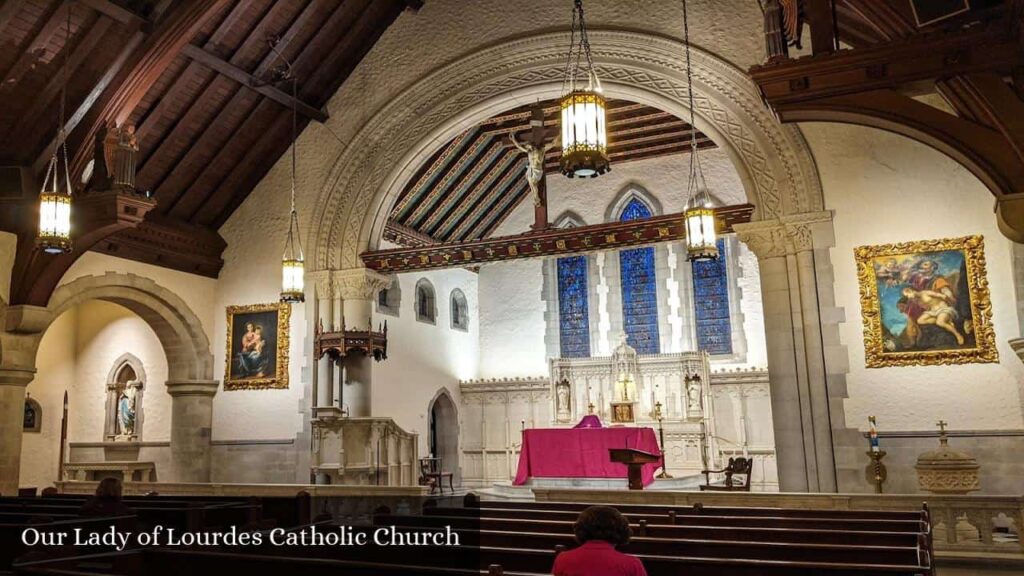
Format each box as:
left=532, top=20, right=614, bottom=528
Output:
left=308, top=270, right=334, bottom=300
left=734, top=221, right=788, bottom=259
left=735, top=211, right=834, bottom=259
left=333, top=268, right=392, bottom=301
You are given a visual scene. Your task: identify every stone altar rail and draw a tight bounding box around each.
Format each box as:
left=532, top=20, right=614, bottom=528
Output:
left=531, top=488, right=1024, bottom=561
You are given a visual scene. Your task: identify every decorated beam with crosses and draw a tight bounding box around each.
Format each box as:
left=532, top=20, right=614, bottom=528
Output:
left=361, top=204, right=754, bottom=273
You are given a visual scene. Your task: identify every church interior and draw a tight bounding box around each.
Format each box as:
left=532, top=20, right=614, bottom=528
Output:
left=1, top=0, right=1023, bottom=574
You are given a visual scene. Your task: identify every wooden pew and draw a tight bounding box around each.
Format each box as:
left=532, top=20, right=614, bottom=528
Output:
left=1, top=515, right=136, bottom=572
left=474, top=498, right=925, bottom=521
left=424, top=505, right=927, bottom=532
left=379, top=512, right=924, bottom=546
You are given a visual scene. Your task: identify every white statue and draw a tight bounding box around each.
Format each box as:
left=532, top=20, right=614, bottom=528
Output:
left=686, top=378, right=702, bottom=415
left=556, top=381, right=571, bottom=419
left=510, top=132, right=559, bottom=206
left=117, top=382, right=138, bottom=438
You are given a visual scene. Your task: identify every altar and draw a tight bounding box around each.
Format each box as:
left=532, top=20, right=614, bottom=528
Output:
left=513, top=426, right=661, bottom=487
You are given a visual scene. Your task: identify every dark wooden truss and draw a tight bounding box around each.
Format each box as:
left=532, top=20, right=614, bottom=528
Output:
left=362, top=204, right=754, bottom=274
left=387, top=98, right=716, bottom=246
left=0, top=0, right=410, bottom=302
left=750, top=1, right=1024, bottom=241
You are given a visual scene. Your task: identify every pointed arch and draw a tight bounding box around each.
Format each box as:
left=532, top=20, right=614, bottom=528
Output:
left=552, top=211, right=587, bottom=229
left=606, top=184, right=662, bottom=223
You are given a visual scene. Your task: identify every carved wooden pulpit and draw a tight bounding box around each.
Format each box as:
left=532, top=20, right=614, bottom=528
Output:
left=609, top=448, right=660, bottom=490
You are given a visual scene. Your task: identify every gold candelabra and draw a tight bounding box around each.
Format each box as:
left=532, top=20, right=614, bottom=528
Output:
left=655, top=401, right=672, bottom=479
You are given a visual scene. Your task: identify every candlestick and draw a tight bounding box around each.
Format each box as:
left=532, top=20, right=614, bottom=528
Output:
left=868, top=415, right=880, bottom=453
left=655, top=401, right=671, bottom=479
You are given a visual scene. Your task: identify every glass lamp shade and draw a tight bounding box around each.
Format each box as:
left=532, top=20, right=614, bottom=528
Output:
left=559, top=90, right=609, bottom=178
left=37, top=191, right=72, bottom=254
left=280, top=258, right=305, bottom=303
left=685, top=205, right=718, bottom=261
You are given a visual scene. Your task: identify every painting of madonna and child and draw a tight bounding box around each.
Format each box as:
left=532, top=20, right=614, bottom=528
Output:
left=224, top=303, right=290, bottom=390
left=855, top=235, right=998, bottom=368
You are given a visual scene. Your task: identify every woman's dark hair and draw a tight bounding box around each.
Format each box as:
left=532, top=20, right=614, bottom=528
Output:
left=573, top=506, right=632, bottom=546
left=95, top=478, right=122, bottom=501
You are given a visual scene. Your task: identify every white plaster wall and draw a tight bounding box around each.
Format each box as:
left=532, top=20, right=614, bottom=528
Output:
left=372, top=266, right=479, bottom=453
left=806, top=122, right=1024, bottom=432
left=20, top=301, right=170, bottom=488
left=477, top=259, right=547, bottom=378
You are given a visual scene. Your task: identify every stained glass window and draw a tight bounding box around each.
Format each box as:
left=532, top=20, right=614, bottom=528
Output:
left=557, top=255, right=591, bottom=358
left=692, top=238, right=732, bottom=355
left=618, top=198, right=660, bottom=354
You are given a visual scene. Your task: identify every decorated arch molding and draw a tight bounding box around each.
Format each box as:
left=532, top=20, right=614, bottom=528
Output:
left=47, top=273, right=214, bottom=381
left=310, top=30, right=824, bottom=271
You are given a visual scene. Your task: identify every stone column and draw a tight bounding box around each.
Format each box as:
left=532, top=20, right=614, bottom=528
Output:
left=334, top=268, right=392, bottom=418
left=735, top=211, right=856, bottom=492
left=1012, top=242, right=1024, bottom=365
left=0, top=368, right=33, bottom=495
left=166, top=380, right=218, bottom=483
left=311, top=271, right=333, bottom=408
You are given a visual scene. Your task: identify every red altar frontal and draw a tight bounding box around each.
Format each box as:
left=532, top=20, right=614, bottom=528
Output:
left=513, top=427, right=661, bottom=487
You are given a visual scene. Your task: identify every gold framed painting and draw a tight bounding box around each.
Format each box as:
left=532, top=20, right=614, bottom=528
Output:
left=855, top=235, right=997, bottom=368
left=224, top=303, right=290, bottom=390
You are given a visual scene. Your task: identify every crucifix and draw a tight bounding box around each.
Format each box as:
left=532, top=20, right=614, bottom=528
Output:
left=936, top=420, right=948, bottom=434
left=510, top=103, right=558, bottom=231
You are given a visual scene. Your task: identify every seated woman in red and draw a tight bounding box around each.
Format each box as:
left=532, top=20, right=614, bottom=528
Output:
left=551, top=506, right=647, bottom=576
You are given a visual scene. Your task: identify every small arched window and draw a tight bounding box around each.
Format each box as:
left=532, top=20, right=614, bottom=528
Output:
left=376, top=276, right=401, bottom=317
left=415, top=279, right=437, bottom=324
left=450, top=289, right=469, bottom=331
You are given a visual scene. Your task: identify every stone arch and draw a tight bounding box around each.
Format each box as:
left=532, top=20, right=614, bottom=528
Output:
left=311, top=29, right=823, bottom=271
left=606, top=184, right=663, bottom=223
left=46, top=273, right=213, bottom=382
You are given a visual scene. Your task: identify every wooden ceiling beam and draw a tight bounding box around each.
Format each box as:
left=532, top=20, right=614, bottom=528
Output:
left=56, top=0, right=227, bottom=185
left=78, top=0, right=149, bottom=27
left=0, top=2, right=22, bottom=36
left=430, top=150, right=520, bottom=239
left=180, top=43, right=328, bottom=122
left=0, top=1, right=67, bottom=90
left=391, top=129, right=474, bottom=217
left=9, top=13, right=115, bottom=153
left=419, top=140, right=507, bottom=232
left=447, top=157, right=523, bottom=241
left=92, top=215, right=227, bottom=278
left=362, top=204, right=756, bottom=273
left=473, top=182, right=529, bottom=240
left=383, top=221, right=441, bottom=248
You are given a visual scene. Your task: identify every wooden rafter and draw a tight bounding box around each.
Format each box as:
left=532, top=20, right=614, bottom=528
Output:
left=362, top=204, right=755, bottom=273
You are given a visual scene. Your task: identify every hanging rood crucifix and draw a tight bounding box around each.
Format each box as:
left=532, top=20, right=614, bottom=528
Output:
left=510, top=104, right=559, bottom=231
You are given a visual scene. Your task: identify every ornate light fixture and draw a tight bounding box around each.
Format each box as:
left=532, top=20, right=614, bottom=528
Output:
left=682, top=0, right=719, bottom=261
left=271, top=41, right=305, bottom=304
left=37, top=4, right=73, bottom=254
left=559, top=0, right=609, bottom=178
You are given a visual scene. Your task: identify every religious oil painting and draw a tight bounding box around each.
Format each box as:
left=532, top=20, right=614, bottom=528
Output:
left=855, top=235, right=997, bottom=368
left=224, top=303, right=290, bottom=390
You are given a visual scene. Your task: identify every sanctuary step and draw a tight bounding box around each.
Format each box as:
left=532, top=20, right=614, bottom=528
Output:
left=481, top=475, right=703, bottom=500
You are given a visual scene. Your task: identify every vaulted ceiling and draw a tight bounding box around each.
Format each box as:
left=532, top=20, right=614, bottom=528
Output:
left=0, top=0, right=411, bottom=276
left=385, top=98, right=715, bottom=247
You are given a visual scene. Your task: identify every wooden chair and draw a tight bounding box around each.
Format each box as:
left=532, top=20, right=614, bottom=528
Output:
left=419, top=458, right=454, bottom=494
left=700, top=457, right=753, bottom=491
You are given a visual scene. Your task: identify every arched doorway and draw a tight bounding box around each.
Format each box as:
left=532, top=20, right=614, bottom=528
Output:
left=428, top=389, right=459, bottom=487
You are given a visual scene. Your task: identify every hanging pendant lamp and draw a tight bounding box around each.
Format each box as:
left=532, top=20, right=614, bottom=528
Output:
left=681, top=0, right=718, bottom=261
left=272, top=42, right=305, bottom=304
left=559, top=0, right=609, bottom=178
left=38, top=4, right=74, bottom=254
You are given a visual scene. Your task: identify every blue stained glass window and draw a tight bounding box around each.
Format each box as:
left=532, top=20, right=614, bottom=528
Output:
left=692, top=238, right=732, bottom=355
left=557, top=255, right=591, bottom=358
left=618, top=198, right=661, bottom=354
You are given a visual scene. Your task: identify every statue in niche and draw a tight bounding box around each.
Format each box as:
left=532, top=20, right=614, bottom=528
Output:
left=510, top=131, right=559, bottom=206
left=117, top=382, right=140, bottom=438
left=555, top=380, right=571, bottom=421
left=686, top=374, right=702, bottom=415
left=23, top=396, right=38, bottom=431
